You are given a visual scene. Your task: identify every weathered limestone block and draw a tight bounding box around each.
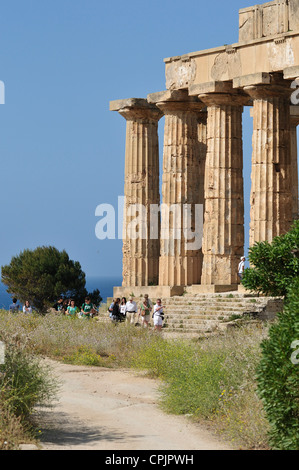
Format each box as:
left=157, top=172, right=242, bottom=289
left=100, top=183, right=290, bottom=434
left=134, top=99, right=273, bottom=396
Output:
left=239, top=0, right=291, bottom=43
left=289, top=0, right=299, bottom=33
left=110, top=99, right=163, bottom=287
left=244, top=83, right=293, bottom=244
left=199, top=90, right=247, bottom=286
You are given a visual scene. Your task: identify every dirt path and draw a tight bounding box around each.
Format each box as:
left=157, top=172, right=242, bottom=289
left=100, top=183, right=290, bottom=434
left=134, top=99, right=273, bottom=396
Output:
left=38, top=360, right=232, bottom=451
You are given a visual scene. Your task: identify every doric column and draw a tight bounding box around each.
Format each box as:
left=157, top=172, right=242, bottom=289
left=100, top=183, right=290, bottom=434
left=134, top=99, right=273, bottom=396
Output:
left=110, top=99, right=163, bottom=287
left=197, top=113, right=208, bottom=215
left=290, top=107, right=299, bottom=221
left=148, top=90, right=206, bottom=287
left=198, top=88, right=248, bottom=286
left=244, top=83, right=293, bottom=244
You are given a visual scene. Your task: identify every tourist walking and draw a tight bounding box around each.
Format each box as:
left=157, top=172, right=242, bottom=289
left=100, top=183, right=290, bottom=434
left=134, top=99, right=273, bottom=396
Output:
left=66, top=299, right=80, bottom=318
left=23, top=300, right=32, bottom=314
left=80, top=297, right=96, bottom=319
left=53, top=296, right=64, bottom=313
left=125, top=297, right=138, bottom=324
left=238, top=256, right=246, bottom=281
left=119, top=297, right=127, bottom=320
left=9, top=298, right=20, bottom=313
left=109, top=298, right=123, bottom=323
left=139, top=294, right=152, bottom=328
left=153, top=298, right=164, bottom=332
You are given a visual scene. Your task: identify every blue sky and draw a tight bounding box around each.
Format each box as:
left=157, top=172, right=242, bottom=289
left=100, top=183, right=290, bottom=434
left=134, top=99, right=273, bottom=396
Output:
left=0, top=0, right=297, bottom=280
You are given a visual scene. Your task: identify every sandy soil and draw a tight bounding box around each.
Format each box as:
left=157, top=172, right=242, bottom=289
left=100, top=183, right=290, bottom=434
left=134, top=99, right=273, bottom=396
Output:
left=38, top=360, right=232, bottom=451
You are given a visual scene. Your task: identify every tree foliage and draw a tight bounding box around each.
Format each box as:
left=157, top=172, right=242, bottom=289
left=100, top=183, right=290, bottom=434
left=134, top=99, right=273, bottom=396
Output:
left=256, top=278, right=299, bottom=450
left=242, top=221, right=299, bottom=298
left=1, top=246, right=102, bottom=312
left=241, top=222, right=299, bottom=449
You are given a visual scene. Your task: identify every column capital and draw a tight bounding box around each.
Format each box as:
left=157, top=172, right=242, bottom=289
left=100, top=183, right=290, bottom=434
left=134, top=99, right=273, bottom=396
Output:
left=109, top=98, right=163, bottom=121
left=148, top=89, right=205, bottom=114
left=196, top=80, right=250, bottom=107
left=244, top=84, right=292, bottom=100
left=241, top=73, right=293, bottom=101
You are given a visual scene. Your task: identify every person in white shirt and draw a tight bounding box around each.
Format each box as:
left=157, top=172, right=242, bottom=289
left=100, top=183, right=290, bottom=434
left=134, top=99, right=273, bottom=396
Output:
left=238, top=257, right=246, bottom=281
left=119, top=297, right=127, bottom=320
left=23, top=300, right=32, bottom=314
left=125, top=297, right=138, bottom=324
left=153, top=298, right=164, bottom=332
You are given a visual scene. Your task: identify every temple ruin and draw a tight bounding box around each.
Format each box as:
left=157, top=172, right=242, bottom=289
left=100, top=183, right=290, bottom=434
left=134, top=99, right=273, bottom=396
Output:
left=110, top=0, right=299, bottom=298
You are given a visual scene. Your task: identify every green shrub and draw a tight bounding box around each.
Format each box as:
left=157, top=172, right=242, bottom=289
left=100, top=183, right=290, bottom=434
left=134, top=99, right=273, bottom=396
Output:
left=0, top=334, right=59, bottom=419
left=136, top=336, right=240, bottom=418
left=0, top=401, right=31, bottom=450
left=242, top=220, right=299, bottom=297
left=135, top=324, right=270, bottom=448
left=256, top=278, right=299, bottom=450
left=62, top=346, right=116, bottom=367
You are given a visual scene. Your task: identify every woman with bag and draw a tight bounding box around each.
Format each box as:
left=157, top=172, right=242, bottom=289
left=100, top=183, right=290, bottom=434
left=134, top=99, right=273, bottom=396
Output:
left=139, top=294, right=152, bottom=328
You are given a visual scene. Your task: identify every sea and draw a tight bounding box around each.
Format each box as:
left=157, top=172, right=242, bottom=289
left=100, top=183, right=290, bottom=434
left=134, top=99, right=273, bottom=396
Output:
left=0, top=276, right=122, bottom=310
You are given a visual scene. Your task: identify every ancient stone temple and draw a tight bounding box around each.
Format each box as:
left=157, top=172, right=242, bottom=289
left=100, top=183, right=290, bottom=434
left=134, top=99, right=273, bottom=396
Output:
left=110, top=0, right=299, bottom=298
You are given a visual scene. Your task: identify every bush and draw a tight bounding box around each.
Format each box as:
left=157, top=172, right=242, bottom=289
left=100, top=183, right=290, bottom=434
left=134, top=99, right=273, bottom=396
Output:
left=242, top=220, right=299, bottom=297
left=0, top=402, right=28, bottom=450
left=0, top=333, right=59, bottom=419
left=256, top=278, right=299, bottom=450
left=62, top=346, right=116, bottom=367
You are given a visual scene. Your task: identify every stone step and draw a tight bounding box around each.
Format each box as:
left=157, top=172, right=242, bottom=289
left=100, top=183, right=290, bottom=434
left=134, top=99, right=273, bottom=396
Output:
left=163, top=299, right=269, bottom=307
left=165, top=293, right=270, bottom=299
left=165, top=314, right=238, bottom=322
left=96, top=294, right=283, bottom=335
left=167, top=300, right=281, bottom=307
left=163, top=324, right=214, bottom=332
left=164, top=305, right=264, bottom=312
left=164, top=308, right=267, bottom=314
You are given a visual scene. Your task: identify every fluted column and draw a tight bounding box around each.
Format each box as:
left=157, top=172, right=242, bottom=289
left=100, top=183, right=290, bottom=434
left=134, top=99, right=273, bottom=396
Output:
left=198, top=92, right=246, bottom=286
left=244, top=85, right=293, bottom=244
left=155, top=98, right=206, bottom=287
left=110, top=99, right=163, bottom=287
left=198, top=113, right=207, bottom=215
left=290, top=110, right=299, bottom=221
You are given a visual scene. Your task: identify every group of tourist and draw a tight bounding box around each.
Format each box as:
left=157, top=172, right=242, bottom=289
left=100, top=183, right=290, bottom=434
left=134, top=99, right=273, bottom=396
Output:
left=9, top=298, right=32, bottom=314
left=7, top=256, right=245, bottom=322
left=108, top=294, right=165, bottom=331
left=53, top=296, right=98, bottom=319
left=8, top=296, right=98, bottom=319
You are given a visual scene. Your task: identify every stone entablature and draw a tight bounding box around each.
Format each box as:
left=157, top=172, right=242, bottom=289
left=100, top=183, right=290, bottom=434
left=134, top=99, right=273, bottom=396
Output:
left=110, top=0, right=299, bottom=294
left=239, top=0, right=299, bottom=42
left=165, top=0, right=299, bottom=93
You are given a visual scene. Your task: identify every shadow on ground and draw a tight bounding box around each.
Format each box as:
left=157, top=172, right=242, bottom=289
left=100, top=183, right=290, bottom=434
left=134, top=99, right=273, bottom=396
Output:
left=37, top=410, right=140, bottom=448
